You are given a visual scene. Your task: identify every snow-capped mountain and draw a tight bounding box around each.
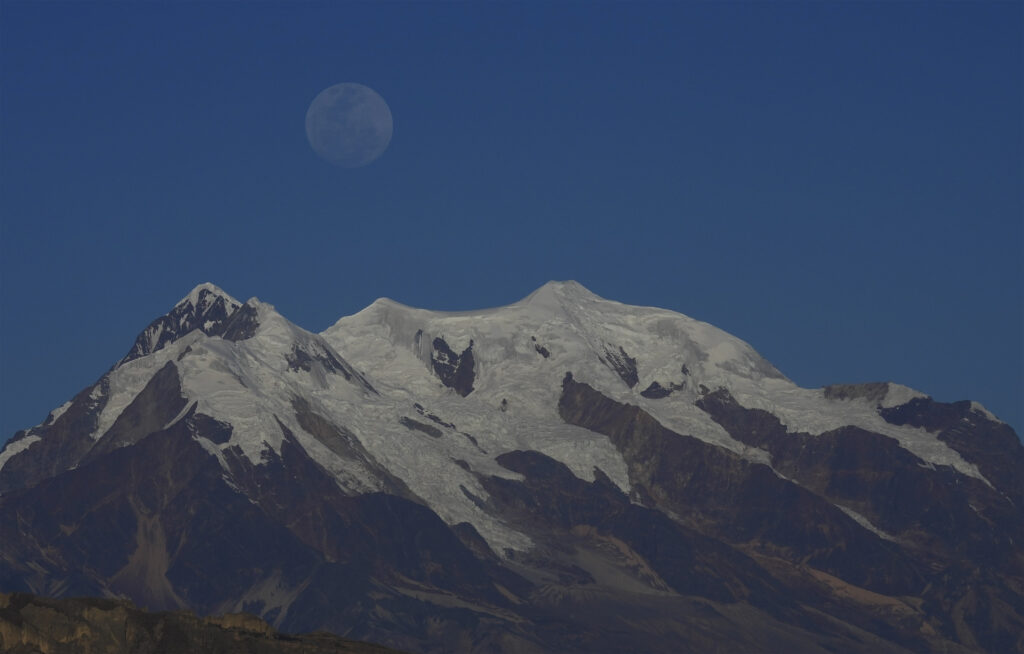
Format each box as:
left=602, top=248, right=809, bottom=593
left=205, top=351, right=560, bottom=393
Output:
left=2, top=282, right=1021, bottom=653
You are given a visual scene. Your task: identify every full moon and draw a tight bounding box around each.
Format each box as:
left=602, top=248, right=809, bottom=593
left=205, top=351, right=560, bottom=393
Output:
left=305, top=83, right=393, bottom=168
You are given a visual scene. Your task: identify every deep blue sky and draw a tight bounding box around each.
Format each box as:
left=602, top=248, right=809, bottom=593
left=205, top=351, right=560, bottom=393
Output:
left=1, top=2, right=1021, bottom=439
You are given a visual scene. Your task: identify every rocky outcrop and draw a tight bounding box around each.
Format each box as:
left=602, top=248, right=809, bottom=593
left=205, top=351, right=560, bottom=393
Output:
left=695, top=387, right=1024, bottom=654
left=220, top=303, right=261, bottom=342
left=559, top=374, right=1024, bottom=653
left=880, top=397, right=1024, bottom=507
left=0, top=379, right=106, bottom=494
left=600, top=346, right=638, bottom=388
left=84, top=361, right=188, bottom=463
left=119, top=285, right=240, bottom=366
left=0, top=591, right=403, bottom=653
left=430, top=337, right=475, bottom=397
left=0, top=413, right=539, bottom=652
left=559, top=375, right=925, bottom=596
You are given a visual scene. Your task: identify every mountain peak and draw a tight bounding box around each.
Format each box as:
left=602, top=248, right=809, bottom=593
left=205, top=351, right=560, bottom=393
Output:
left=520, top=279, right=601, bottom=308
left=118, top=283, right=242, bottom=366
left=177, top=282, right=240, bottom=313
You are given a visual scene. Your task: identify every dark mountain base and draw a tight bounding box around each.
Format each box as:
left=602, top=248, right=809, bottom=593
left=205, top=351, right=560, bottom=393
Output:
left=0, top=592, right=404, bottom=653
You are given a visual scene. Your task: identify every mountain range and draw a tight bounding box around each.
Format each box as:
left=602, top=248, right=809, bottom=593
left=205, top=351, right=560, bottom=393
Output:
left=1, top=281, right=1021, bottom=653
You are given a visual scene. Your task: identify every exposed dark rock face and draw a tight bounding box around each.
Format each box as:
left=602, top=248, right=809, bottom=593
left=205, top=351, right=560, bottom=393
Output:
left=187, top=409, right=233, bottom=444
left=695, top=387, right=1024, bottom=653
left=481, top=450, right=790, bottom=608
left=287, top=344, right=350, bottom=377
left=1, top=361, right=188, bottom=494
left=822, top=382, right=892, bottom=403
left=450, top=522, right=497, bottom=561
left=0, top=592, right=404, bottom=653
left=0, top=415, right=538, bottom=652
left=413, top=403, right=456, bottom=430
left=0, top=419, right=312, bottom=612
left=220, top=303, right=261, bottom=342
left=118, top=287, right=239, bottom=366
left=286, top=344, right=378, bottom=394
left=430, top=338, right=475, bottom=397
left=639, top=381, right=672, bottom=399
left=554, top=374, right=1024, bottom=652
left=399, top=417, right=443, bottom=439
left=880, top=396, right=976, bottom=432
left=880, top=397, right=1024, bottom=507
left=465, top=448, right=925, bottom=653
left=459, top=484, right=489, bottom=511
left=293, top=398, right=411, bottom=498
left=216, top=428, right=537, bottom=652
left=698, top=389, right=1024, bottom=555
left=559, top=375, right=924, bottom=598
left=600, top=346, right=638, bottom=388
left=530, top=336, right=551, bottom=358
left=85, top=361, right=189, bottom=463
left=0, top=379, right=106, bottom=494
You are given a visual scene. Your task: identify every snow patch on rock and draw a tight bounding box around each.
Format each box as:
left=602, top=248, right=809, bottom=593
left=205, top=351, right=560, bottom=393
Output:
left=880, top=383, right=928, bottom=408
left=0, top=435, right=41, bottom=473
left=970, top=401, right=1001, bottom=423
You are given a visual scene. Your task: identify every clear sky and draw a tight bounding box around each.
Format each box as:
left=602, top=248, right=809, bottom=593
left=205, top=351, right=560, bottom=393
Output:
left=1, top=2, right=1021, bottom=439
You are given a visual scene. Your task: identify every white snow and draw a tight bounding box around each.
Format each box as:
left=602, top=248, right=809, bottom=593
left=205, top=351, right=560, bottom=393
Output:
left=970, top=401, right=1001, bottom=423
left=179, top=282, right=240, bottom=312
left=46, top=400, right=74, bottom=425
left=93, top=331, right=205, bottom=440
left=163, top=401, right=196, bottom=430
left=838, top=506, right=897, bottom=542
left=194, top=431, right=231, bottom=471
left=879, top=383, right=928, bottom=408
left=728, top=379, right=986, bottom=481
left=0, top=435, right=41, bottom=473
left=144, top=323, right=166, bottom=352
left=325, top=280, right=781, bottom=469
left=140, top=297, right=534, bottom=552
left=12, top=279, right=998, bottom=554
left=324, top=280, right=991, bottom=495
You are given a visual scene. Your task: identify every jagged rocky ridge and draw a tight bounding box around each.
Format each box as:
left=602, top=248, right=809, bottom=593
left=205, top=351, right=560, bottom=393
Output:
left=1, top=281, right=1021, bottom=653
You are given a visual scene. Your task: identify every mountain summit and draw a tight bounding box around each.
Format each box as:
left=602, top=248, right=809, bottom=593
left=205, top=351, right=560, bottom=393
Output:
left=1, top=282, right=1021, bottom=653
left=117, top=282, right=241, bottom=366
